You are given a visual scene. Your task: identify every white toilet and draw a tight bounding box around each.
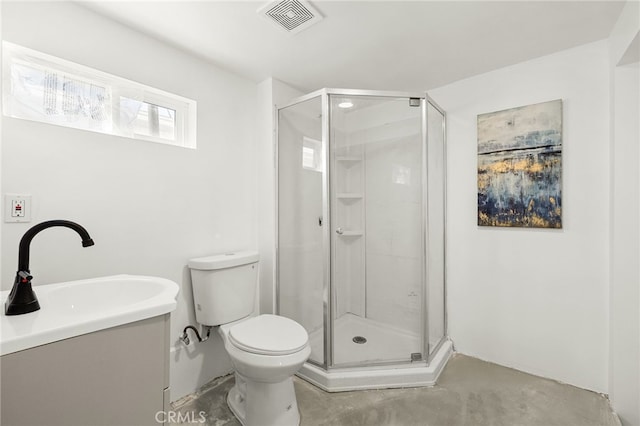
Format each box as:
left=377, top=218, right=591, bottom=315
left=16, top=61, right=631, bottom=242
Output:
left=188, top=251, right=310, bottom=426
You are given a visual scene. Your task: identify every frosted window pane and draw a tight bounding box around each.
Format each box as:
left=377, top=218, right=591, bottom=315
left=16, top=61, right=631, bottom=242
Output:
left=10, top=62, right=110, bottom=132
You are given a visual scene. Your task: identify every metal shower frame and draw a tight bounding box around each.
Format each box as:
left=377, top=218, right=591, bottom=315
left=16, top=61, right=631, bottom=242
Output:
left=275, top=88, right=447, bottom=372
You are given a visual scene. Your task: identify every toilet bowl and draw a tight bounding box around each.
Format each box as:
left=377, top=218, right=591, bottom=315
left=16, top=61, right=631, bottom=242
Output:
left=188, top=251, right=310, bottom=426
left=219, top=314, right=311, bottom=426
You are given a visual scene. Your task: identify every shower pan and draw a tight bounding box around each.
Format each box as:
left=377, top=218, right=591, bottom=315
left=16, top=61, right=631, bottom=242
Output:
left=276, top=89, right=451, bottom=391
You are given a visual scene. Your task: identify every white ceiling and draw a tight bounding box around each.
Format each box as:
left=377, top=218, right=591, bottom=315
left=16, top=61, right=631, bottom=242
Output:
left=83, top=1, right=625, bottom=92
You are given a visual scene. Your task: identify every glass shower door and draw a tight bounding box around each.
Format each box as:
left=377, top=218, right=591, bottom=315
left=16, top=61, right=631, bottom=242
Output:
left=277, top=95, right=325, bottom=366
left=329, top=94, right=425, bottom=366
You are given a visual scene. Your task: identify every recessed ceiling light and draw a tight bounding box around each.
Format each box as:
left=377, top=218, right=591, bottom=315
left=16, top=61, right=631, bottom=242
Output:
left=338, top=101, right=353, bottom=109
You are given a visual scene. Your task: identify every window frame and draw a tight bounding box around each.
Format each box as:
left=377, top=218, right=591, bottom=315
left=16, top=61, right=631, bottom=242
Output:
left=2, top=41, right=197, bottom=149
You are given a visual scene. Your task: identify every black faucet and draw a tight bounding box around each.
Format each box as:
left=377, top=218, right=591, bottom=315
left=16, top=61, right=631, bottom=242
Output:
left=5, top=220, right=95, bottom=316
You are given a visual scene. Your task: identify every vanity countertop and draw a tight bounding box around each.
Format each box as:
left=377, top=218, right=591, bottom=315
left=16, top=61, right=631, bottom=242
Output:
left=0, top=274, right=179, bottom=356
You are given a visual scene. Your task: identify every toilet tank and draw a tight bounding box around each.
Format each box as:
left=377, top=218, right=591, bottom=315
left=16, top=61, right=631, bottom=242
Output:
left=188, top=251, right=259, bottom=326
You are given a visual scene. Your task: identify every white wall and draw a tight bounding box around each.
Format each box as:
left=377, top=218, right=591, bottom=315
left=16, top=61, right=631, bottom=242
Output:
left=256, top=79, right=276, bottom=316
left=608, top=2, right=640, bottom=424
left=0, top=0, right=3, bottom=308
left=431, top=41, right=610, bottom=393
left=1, top=2, right=257, bottom=401
left=610, top=60, right=640, bottom=426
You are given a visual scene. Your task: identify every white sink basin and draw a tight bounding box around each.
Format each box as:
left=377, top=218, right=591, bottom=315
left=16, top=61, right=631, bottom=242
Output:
left=0, top=275, right=179, bottom=356
left=47, top=276, right=171, bottom=314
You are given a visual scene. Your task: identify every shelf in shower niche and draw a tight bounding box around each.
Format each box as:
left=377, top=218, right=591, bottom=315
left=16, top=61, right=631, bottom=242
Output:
left=336, top=156, right=362, bottom=164
left=336, top=193, right=364, bottom=199
left=338, top=231, right=363, bottom=237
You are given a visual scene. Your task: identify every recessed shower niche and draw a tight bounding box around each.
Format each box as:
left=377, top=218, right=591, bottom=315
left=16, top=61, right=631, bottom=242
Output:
left=276, top=89, right=450, bottom=391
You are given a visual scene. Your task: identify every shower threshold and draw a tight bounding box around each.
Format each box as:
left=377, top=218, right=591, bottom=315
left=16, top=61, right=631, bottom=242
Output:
left=298, top=331, right=453, bottom=392
left=297, top=339, right=452, bottom=392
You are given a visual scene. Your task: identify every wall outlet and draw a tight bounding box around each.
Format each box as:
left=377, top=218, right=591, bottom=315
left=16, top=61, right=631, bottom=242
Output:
left=5, top=194, right=32, bottom=223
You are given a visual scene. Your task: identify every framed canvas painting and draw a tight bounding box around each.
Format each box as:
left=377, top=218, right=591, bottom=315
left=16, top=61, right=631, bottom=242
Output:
left=477, top=100, right=562, bottom=228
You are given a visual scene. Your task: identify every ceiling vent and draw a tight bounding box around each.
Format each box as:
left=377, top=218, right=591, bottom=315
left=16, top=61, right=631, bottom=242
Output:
left=258, top=0, right=323, bottom=35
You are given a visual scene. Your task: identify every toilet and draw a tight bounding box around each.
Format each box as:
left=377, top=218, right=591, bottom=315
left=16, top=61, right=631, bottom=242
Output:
left=188, top=251, right=310, bottom=426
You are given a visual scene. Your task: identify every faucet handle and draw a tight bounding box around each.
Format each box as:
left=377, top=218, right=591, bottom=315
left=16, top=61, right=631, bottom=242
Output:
left=18, top=271, right=33, bottom=282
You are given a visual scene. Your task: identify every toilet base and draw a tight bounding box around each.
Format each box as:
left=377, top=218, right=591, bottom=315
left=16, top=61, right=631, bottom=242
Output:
left=227, top=373, right=301, bottom=426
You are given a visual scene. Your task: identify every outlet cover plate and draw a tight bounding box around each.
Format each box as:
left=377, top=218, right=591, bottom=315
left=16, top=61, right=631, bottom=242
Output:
left=5, top=194, right=32, bottom=223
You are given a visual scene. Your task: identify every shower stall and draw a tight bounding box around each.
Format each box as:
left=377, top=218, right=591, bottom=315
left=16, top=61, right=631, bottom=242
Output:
left=276, top=89, right=450, bottom=391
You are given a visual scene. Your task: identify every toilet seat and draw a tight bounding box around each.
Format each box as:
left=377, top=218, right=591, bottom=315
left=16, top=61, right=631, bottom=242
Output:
left=228, top=314, right=308, bottom=356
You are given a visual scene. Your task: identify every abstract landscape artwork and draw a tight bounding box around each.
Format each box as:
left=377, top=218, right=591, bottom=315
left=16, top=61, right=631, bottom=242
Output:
left=477, top=100, right=562, bottom=228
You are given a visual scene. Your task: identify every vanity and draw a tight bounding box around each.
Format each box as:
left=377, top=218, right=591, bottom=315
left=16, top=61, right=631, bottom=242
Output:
left=0, top=275, right=179, bottom=426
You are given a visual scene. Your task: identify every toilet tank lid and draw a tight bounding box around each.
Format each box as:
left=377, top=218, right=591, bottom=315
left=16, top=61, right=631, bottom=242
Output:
left=188, top=250, right=259, bottom=270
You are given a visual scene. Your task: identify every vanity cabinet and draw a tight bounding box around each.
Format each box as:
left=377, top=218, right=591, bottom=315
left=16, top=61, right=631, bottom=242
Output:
left=1, top=314, right=170, bottom=426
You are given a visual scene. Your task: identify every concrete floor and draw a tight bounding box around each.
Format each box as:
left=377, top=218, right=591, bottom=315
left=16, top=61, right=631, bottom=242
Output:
left=171, top=354, right=620, bottom=426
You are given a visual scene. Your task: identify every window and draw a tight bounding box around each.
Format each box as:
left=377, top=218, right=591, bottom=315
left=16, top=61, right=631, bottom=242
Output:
left=2, top=41, right=197, bottom=148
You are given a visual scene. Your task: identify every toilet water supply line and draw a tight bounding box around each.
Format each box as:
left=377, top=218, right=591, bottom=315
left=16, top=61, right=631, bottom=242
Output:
left=181, top=325, right=212, bottom=345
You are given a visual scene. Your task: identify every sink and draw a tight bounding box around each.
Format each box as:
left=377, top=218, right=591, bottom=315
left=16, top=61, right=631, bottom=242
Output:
left=1, top=275, right=179, bottom=355
left=47, top=276, right=170, bottom=314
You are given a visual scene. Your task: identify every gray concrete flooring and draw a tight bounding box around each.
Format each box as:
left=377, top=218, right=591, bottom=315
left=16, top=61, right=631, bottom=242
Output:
left=171, top=354, right=620, bottom=426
